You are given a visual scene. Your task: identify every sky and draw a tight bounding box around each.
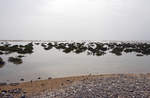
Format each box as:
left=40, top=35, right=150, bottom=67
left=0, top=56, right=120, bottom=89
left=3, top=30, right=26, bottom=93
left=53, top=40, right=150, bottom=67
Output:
left=0, top=0, right=150, bottom=40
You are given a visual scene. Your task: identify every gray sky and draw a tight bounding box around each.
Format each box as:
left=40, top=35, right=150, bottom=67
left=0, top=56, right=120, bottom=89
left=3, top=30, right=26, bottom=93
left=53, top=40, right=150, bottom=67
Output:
left=0, top=0, right=150, bottom=40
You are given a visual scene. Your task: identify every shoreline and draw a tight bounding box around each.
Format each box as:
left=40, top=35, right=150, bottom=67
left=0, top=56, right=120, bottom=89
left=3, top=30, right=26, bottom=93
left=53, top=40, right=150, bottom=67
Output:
left=1, top=73, right=150, bottom=97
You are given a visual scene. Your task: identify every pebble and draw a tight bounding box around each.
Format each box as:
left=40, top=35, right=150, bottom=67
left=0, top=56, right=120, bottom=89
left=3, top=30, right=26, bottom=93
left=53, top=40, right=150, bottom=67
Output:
left=30, top=74, right=150, bottom=98
left=0, top=88, right=23, bottom=98
left=1, top=74, right=150, bottom=98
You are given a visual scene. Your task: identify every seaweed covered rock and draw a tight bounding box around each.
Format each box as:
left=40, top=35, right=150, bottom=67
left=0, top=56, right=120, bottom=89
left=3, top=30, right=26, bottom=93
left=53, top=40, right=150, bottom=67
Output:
left=0, top=43, right=34, bottom=54
left=0, top=57, right=5, bottom=68
left=35, top=43, right=40, bottom=45
left=17, top=55, right=25, bottom=58
left=0, top=51, right=3, bottom=55
left=110, top=47, right=123, bottom=56
left=136, top=54, right=144, bottom=56
left=44, top=43, right=53, bottom=50
left=8, top=57, right=23, bottom=64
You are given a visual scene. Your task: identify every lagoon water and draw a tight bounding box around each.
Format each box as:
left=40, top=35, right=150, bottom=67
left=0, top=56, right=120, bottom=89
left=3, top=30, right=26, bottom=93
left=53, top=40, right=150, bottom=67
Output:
left=0, top=41, right=150, bottom=83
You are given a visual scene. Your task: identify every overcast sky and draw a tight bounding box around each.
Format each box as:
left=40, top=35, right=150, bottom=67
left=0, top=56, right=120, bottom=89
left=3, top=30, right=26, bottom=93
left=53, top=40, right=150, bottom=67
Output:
left=0, top=0, right=150, bottom=40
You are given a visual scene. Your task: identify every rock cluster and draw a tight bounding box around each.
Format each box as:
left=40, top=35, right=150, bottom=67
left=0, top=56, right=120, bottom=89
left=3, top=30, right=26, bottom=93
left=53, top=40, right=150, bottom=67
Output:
left=0, top=88, right=25, bottom=98
left=40, top=41, right=150, bottom=56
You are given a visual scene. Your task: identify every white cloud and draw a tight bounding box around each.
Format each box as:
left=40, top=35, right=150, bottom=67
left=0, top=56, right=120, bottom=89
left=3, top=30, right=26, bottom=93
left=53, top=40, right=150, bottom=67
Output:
left=0, top=0, right=150, bottom=40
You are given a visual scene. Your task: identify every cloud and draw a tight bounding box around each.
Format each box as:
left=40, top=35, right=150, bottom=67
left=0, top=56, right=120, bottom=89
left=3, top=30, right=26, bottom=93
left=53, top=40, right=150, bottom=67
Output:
left=0, top=0, right=150, bottom=40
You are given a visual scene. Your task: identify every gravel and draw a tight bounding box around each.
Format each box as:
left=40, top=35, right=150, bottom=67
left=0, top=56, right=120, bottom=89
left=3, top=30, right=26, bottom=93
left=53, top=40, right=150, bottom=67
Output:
left=30, top=74, right=150, bottom=98
left=1, top=74, right=150, bottom=98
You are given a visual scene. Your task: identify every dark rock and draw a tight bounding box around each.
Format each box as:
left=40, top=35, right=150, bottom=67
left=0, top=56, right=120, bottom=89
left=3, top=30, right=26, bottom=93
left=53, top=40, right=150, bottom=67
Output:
left=17, top=55, right=25, bottom=58
left=20, top=78, right=24, bottom=81
left=0, top=51, right=3, bottom=55
left=136, top=54, right=144, bottom=56
left=8, top=57, right=23, bottom=64
left=1, top=90, right=7, bottom=93
left=21, top=94, right=26, bottom=98
left=0, top=82, right=7, bottom=86
left=0, top=57, right=5, bottom=65
left=35, top=43, right=40, bottom=45
left=9, top=83, right=19, bottom=86
left=48, top=77, right=52, bottom=80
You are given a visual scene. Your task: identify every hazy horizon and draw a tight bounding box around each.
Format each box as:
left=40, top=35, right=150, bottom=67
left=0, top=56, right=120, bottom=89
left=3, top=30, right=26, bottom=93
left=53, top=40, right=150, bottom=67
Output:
left=0, top=0, right=150, bottom=40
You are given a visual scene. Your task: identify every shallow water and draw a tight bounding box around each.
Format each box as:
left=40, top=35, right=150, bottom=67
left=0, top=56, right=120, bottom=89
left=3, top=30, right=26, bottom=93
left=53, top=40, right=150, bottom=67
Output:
left=0, top=41, right=150, bottom=83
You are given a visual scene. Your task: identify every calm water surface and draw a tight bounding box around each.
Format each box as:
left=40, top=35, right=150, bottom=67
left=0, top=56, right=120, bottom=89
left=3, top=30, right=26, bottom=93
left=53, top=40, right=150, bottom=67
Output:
left=0, top=41, right=150, bottom=83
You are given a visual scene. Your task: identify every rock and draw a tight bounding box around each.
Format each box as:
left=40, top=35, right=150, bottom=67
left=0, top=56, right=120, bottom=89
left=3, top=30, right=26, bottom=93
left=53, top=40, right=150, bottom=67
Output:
left=8, top=57, right=23, bottom=64
left=48, top=77, right=52, bottom=80
left=0, top=57, right=5, bottom=65
left=1, top=90, right=7, bottom=93
left=20, top=78, right=24, bottom=81
left=0, top=82, right=7, bottom=86
left=17, top=55, right=25, bottom=58
left=21, top=94, right=26, bottom=98
left=0, top=51, right=4, bottom=55
left=9, top=83, right=19, bottom=86
left=66, top=79, right=73, bottom=83
left=136, top=54, right=144, bottom=56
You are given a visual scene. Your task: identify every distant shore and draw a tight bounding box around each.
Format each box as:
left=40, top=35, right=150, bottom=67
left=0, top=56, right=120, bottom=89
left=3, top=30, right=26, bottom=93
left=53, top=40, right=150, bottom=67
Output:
left=1, top=73, right=150, bottom=97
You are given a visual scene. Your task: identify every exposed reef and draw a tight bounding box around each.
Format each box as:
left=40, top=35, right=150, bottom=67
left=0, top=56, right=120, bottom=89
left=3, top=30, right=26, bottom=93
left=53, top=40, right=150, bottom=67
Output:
left=0, top=43, right=34, bottom=54
left=0, top=41, right=150, bottom=68
left=40, top=41, right=150, bottom=56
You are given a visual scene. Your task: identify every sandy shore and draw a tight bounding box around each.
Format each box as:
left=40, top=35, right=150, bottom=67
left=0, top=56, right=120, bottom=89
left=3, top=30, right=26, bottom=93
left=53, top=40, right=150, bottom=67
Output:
left=1, top=73, right=150, bottom=97
left=0, top=75, right=99, bottom=95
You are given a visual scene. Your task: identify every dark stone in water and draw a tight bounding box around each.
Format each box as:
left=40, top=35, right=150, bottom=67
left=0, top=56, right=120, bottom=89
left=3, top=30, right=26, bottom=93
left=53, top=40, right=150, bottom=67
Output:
left=17, top=55, right=25, bottom=58
left=136, top=54, right=144, bottom=56
left=35, top=43, right=40, bottom=45
left=0, top=82, right=7, bottom=86
left=0, top=57, right=5, bottom=66
left=0, top=42, right=34, bottom=54
left=20, top=78, right=24, bottom=81
left=0, top=51, right=3, bottom=55
left=48, top=77, right=52, bottom=80
left=8, top=57, right=23, bottom=64
left=9, top=83, right=19, bottom=86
